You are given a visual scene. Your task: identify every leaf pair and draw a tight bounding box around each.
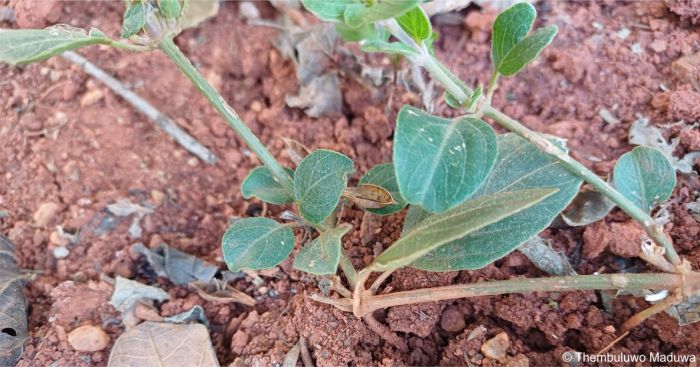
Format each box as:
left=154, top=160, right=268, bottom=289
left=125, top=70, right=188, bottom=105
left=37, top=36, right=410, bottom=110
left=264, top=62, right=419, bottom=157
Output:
left=403, top=134, right=583, bottom=271
left=491, top=2, right=557, bottom=77
left=242, top=149, right=353, bottom=224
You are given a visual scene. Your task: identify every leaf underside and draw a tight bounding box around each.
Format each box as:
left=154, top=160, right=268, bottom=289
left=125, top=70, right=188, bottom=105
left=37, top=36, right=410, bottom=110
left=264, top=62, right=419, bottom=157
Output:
left=371, top=188, right=557, bottom=272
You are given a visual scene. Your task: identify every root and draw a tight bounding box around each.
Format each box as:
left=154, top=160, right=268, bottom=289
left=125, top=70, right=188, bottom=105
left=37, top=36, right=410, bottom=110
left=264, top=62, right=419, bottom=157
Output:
left=362, top=313, right=408, bottom=352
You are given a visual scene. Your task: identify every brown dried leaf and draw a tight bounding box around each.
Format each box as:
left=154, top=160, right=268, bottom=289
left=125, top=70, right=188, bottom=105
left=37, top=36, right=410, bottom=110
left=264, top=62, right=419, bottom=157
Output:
left=343, top=184, right=397, bottom=209
left=0, top=236, right=27, bottom=366
left=281, top=137, right=311, bottom=165
left=108, top=322, right=219, bottom=367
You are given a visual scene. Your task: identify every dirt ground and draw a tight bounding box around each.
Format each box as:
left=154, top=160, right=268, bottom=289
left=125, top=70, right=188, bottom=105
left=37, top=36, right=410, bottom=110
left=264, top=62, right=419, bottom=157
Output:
left=1, top=0, right=700, bottom=366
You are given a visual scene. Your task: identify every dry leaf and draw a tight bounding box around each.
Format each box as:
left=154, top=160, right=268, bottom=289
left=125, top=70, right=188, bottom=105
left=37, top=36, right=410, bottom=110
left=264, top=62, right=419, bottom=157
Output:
left=518, top=236, right=576, bottom=276
left=343, top=184, right=397, bottom=209
left=0, top=236, right=27, bottom=366
left=108, top=322, right=219, bottom=367
left=281, top=137, right=311, bottom=165
left=132, top=243, right=218, bottom=285
left=561, top=188, right=615, bottom=227
left=282, top=341, right=301, bottom=367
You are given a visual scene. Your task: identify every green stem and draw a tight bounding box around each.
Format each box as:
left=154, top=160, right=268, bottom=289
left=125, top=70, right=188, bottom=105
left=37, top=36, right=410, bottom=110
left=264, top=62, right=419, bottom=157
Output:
left=419, top=54, right=680, bottom=266
left=339, top=250, right=358, bottom=290
left=157, top=37, right=294, bottom=193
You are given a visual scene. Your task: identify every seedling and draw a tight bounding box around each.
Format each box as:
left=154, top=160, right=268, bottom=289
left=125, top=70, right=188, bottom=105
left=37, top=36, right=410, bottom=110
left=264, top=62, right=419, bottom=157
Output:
left=2, top=0, right=699, bottom=353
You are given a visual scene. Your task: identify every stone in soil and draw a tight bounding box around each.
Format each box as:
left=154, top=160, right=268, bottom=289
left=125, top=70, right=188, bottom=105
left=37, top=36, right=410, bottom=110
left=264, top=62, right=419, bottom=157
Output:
left=67, top=325, right=109, bottom=352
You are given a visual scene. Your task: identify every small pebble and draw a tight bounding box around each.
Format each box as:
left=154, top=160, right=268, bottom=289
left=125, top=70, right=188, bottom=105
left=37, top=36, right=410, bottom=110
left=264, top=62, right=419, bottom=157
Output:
left=52, top=246, right=70, bottom=259
left=67, top=325, right=110, bottom=352
left=481, top=332, right=510, bottom=360
left=33, top=202, right=60, bottom=227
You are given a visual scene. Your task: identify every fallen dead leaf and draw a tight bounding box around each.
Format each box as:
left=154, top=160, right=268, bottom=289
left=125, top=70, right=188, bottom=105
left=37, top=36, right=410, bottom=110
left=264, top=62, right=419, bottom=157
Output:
left=108, top=322, right=219, bottom=367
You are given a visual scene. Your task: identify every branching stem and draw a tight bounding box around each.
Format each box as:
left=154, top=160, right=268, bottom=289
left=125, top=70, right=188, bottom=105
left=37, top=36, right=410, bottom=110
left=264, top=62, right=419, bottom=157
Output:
left=402, top=33, right=681, bottom=266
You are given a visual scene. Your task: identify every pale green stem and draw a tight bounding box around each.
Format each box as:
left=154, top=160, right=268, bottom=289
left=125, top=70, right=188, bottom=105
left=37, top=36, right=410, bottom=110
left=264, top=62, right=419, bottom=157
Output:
left=157, top=37, right=294, bottom=193
left=357, top=272, right=685, bottom=316
left=339, top=250, right=358, bottom=290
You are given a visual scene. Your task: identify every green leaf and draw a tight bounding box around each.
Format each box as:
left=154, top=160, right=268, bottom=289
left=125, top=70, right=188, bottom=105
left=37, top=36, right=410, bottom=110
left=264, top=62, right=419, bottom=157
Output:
left=410, top=133, right=582, bottom=271
left=466, top=84, right=483, bottom=110
left=0, top=26, right=112, bottom=65
left=301, top=0, right=355, bottom=22
left=344, top=0, right=421, bottom=28
left=222, top=218, right=295, bottom=271
left=158, top=0, right=182, bottom=19
left=361, top=39, right=416, bottom=57
left=121, top=1, right=146, bottom=38
left=293, top=224, right=352, bottom=275
left=359, top=163, right=407, bottom=215
left=393, top=105, right=498, bottom=213
left=396, top=6, right=431, bottom=42
left=294, top=149, right=354, bottom=224
left=496, top=25, right=557, bottom=76
left=370, top=188, right=557, bottom=272
left=491, top=2, right=536, bottom=71
left=335, top=22, right=376, bottom=42
left=241, top=167, right=294, bottom=205
left=613, top=146, right=676, bottom=213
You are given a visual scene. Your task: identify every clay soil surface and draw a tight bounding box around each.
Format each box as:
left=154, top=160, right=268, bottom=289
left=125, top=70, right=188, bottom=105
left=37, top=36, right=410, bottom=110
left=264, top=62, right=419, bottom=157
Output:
left=1, top=1, right=700, bottom=366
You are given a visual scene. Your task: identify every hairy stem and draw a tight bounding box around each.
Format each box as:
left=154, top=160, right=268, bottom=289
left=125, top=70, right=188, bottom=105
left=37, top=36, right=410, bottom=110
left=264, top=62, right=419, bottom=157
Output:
left=339, top=250, right=358, bottom=290
left=158, top=37, right=294, bottom=192
left=417, top=53, right=680, bottom=266
left=356, top=273, right=685, bottom=316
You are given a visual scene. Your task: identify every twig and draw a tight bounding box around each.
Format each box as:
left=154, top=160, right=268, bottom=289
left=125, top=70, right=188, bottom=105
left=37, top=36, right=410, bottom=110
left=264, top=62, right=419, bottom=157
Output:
left=61, top=51, right=218, bottom=165
left=299, top=336, right=315, bottom=367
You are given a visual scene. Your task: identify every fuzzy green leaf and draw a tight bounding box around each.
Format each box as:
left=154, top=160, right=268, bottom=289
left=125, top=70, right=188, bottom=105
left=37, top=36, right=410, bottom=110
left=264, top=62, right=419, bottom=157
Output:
left=361, top=39, right=416, bottom=57
left=158, top=0, right=182, bottom=19
left=491, top=2, right=536, bottom=70
left=613, top=146, right=676, bottom=213
left=241, top=167, right=294, bottom=205
left=396, top=6, right=431, bottom=42
left=496, top=25, right=557, bottom=76
left=344, top=0, right=421, bottom=28
left=222, top=218, right=295, bottom=271
left=294, top=150, right=354, bottom=224
left=0, top=26, right=111, bottom=65
left=301, top=0, right=355, bottom=22
left=370, top=188, right=556, bottom=272
left=359, top=163, right=407, bottom=215
left=121, top=1, right=146, bottom=38
left=410, top=134, right=582, bottom=271
left=293, top=224, right=352, bottom=275
left=335, top=23, right=376, bottom=42
left=394, top=105, right=498, bottom=213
